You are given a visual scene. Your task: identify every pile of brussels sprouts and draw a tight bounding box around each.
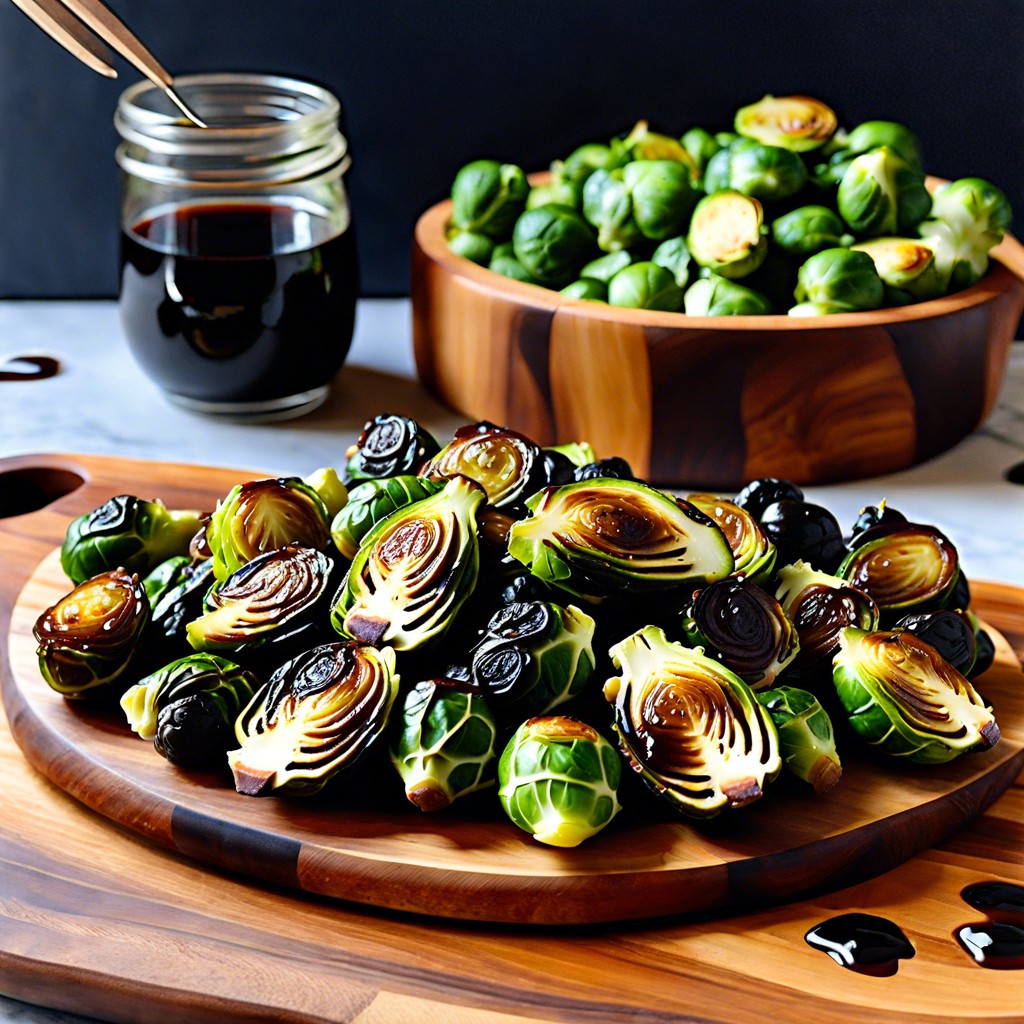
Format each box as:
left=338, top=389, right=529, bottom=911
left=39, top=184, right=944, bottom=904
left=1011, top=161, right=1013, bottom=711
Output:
left=36, top=413, right=1001, bottom=847
left=443, top=94, right=1012, bottom=315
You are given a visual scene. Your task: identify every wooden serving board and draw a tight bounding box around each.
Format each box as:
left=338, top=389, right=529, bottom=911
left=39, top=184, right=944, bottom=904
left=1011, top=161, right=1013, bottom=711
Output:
left=2, top=453, right=1024, bottom=1022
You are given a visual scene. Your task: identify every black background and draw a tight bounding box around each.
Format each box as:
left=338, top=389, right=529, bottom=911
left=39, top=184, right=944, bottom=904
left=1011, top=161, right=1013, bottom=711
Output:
left=1, top=0, right=1021, bottom=297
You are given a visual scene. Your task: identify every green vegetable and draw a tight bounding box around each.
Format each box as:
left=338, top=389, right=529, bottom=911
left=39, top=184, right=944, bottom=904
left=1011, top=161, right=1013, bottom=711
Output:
left=580, top=250, right=632, bottom=283
left=546, top=440, right=597, bottom=468
left=561, top=278, right=607, bottom=301
left=685, top=493, right=776, bottom=585
left=794, top=248, right=885, bottom=310
left=489, top=250, right=538, bottom=283
left=844, top=120, right=923, bottom=175
left=303, top=467, right=348, bottom=520
left=498, top=716, right=622, bottom=847
left=687, top=191, right=768, bottom=279
left=450, top=159, right=529, bottom=239
left=446, top=228, right=494, bottom=265
left=142, top=555, right=192, bottom=607
left=837, top=147, right=932, bottom=237
left=771, top=206, right=852, bottom=257
left=850, top=238, right=944, bottom=301
left=344, top=414, right=440, bottom=483
left=681, top=126, right=723, bottom=179
left=734, top=94, right=837, bottom=152
left=756, top=686, right=842, bottom=794
left=651, top=236, right=693, bottom=287
left=526, top=178, right=578, bottom=210
left=512, top=203, right=597, bottom=287
left=560, top=142, right=618, bottom=193
left=607, top=261, right=683, bottom=310
left=703, top=139, right=808, bottom=201
left=684, top=275, right=774, bottom=316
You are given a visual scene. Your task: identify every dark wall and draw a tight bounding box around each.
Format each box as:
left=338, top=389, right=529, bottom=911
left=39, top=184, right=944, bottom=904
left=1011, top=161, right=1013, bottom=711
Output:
left=1, top=0, right=1022, bottom=297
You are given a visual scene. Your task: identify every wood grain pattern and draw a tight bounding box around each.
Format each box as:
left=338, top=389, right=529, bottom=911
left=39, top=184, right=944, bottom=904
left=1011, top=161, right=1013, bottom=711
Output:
left=411, top=186, right=1024, bottom=488
left=1, top=453, right=1023, bottom=1022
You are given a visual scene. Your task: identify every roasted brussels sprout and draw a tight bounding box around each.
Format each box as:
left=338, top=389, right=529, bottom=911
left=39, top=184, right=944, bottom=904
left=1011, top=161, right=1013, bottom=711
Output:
left=681, top=126, right=723, bottom=178
left=61, top=495, right=204, bottom=586
left=332, top=475, right=485, bottom=650
left=894, top=608, right=977, bottom=677
left=622, top=120, right=698, bottom=174
left=832, top=627, right=999, bottom=763
left=604, top=626, right=780, bottom=817
left=512, top=204, right=597, bottom=287
left=470, top=600, right=596, bottom=718
left=971, top=626, right=996, bottom=679
left=145, top=557, right=215, bottom=670
left=330, top=475, right=445, bottom=561
left=759, top=499, right=847, bottom=573
left=345, top=413, right=441, bottom=483
left=687, top=191, right=768, bottom=279
left=573, top=456, right=635, bottom=482
left=392, top=678, right=499, bottom=811
left=850, top=238, right=944, bottom=302
left=844, top=120, right=923, bottom=175
left=142, top=555, right=192, bottom=607
left=561, top=278, right=607, bottom=301
left=837, top=148, right=932, bottom=237
left=580, top=250, right=632, bottom=283
left=34, top=567, right=149, bottom=698
left=734, top=95, right=837, bottom=152
left=703, top=140, right=808, bottom=201
left=685, top=493, right=776, bottom=585
left=684, top=275, right=774, bottom=316
left=651, top=236, right=693, bottom=288
left=756, top=686, right=842, bottom=794
left=450, top=159, right=529, bottom=240
left=733, top=477, right=804, bottom=521
left=771, top=206, right=851, bottom=257
left=607, top=261, right=683, bottom=310
left=120, top=653, right=258, bottom=768
left=547, top=440, right=597, bottom=469
left=849, top=499, right=906, bottom=541
left=507, top=479, right=734, bottom=600
left=794, top=248, right=885, bottom=311
left=303, top=467, right=348, bottom=521
left=229, top=641, right=399, bottom=795
left=498, top=716, right=622, bottom=847
left=446, top=227, right=494, bottom=265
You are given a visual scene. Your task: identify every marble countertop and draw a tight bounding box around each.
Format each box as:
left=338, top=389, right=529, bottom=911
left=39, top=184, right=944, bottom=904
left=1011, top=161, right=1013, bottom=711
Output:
left=1, top=299, right=1023, bottom=1023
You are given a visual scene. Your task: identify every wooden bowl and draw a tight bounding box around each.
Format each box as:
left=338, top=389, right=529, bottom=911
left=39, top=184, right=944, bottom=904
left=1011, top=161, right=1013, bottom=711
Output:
left=411, top=190, right=1024, bottom=489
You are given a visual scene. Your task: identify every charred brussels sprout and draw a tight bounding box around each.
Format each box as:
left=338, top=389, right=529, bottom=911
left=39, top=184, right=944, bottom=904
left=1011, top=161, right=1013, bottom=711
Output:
left=604, top=626, right=780, bottom=817
left=759, top=499, right=847, bottom=573
left=837, top=148, right=932, bottom=237
left=574, top=456, right=635, bottom=482
left=794, top=248, right=885, bottom=311
left=850, top=238, right=944, bottom=302
left=229, top=641, right=399, bottom=796
left=450, top=159, right=529, bottom=240
left=330, top=475, right=445, bottom=561
left=470, top=601, right=596, bottom=718
left=734, top=95, right=837, bottom=152
left=345, top=413, right=441, bottom=483
left=894, top=609, right=977, bottom=677
left=684, top=275, right=774, bottom=316
left=34, top=568, right=149, bottom=698
left=771, top=206, right=851, bottom=257
left=207, top=477, right=331, bottom=582
left=512, top=204, right=597, bottom=287
left=849, top=499, right=907, bottom=541
left=682, top=579, right=799, bottom=689
left=844, top=120, right=923, bottom=175
left=61, top=495, right=204, bottom=586
left=392, top=678, right=499, bottom=811
left=332, top=475, right=485, bottom=650
left=703, top=140, right=808, bottom=201
left=607, top=261, right=683, bottom=311
left=142, top=555, right=192, bottom=607
left=498, top=716, right=622, bottom=847
left=507, top=479, right=734, bottom=600
left=686, top=493, right=776, bottom=585
left=733, top=477, right=804, bottom=521
left=146, top=558, right=215, bottom=670
left=833, top=627, right=999, bottom=763
left=687, top=191, right=768, bottom=280
left=756, top=686, right=842, bottom=794
left=547, top=440, right=597, bottom=469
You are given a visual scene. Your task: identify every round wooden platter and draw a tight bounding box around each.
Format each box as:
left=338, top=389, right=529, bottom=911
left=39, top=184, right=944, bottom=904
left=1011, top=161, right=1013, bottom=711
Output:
left=2, top=454, right=1024, bottom=1023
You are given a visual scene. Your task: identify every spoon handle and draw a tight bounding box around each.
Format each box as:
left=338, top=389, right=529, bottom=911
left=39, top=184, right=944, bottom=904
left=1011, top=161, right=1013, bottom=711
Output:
left=9, top=0, right=116, bottom=78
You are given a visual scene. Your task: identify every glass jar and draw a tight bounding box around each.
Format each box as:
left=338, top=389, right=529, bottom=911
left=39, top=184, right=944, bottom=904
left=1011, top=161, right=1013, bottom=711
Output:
left=115, top=73, right=358, bottom=420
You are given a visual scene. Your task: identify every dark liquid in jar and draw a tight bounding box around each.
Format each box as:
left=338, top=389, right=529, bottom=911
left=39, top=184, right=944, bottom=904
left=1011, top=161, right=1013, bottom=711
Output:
left=119, top=202, right=358, bottom=405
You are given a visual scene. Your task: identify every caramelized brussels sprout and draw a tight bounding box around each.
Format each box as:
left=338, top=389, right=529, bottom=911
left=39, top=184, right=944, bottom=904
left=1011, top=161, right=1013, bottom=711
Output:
left=450, top=159, right=529, bottom=239
left=392, top=678, right=498, bottom=811
left=345, top=413, right=441, bottom=483
left=142, top=555, right=192, bottom=607
left=850, top=238, right=944, bottom=302
left=498, top=716, right=622, bottom=847
left=507, top=479, right=734, bottom=600
left=332, top=475, right=485, bottom=650
left=145, top=557, right=215, bottom=670
left=685, top=493, right=776, bottom=585
left=207, top=477, right=331, bottom=582
left=734, top=95, right=838, bottom=152
left=794, top=248, right=885, bottom=311
left=756, top=686, right=842, bottom=794
left=682, top=579, right=799, bottom=689
left=759, top=499, right=847, bottom=573
left=687, top=191, right=768, bottom=280
left=837, top=148, right=932, bottom=237
left=34, top=568, right=149, bottom=698
left=684, top=275, right=774, bottom=316
left=733, top=477, right=804, bottom=521
left=512, top=204, right=597, bottom=287
left=607, top=261, right=683, bottom=310
left=849, top=499, right=906, bottom=541
left=574, top=456, right=635, bottom=482
left=703, top=140, right=808, bottom=201
left=894, top=608, right=977, bottom=677
left=833, top=627, right=999, bottom=763
left=229, top=641, right=399, bottom=795
left=61, top=495, right=204, bottom=586
left=604, top=626, right=780, bottom=817
left=547, top=440, right=597, bottom=469
left=772, top=206, right=851, bottom=257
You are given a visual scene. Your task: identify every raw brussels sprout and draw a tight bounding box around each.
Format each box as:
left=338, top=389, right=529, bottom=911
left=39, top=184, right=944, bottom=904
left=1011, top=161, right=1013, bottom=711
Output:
left=60, top=495, right=204, bottom=586
left=756, top=686, right=842, bottom=794
left=512, top=204, right=597, bottom=287
left=850, top=238, right=944, bottom=301
left=681, top=578, right=799, bottom=688
left=345, top=413, right=441, bottom=483
left=894, top=608, right=977, bottom=677
left=507, top=479, right=734, bottom=600
left=303, top=467, right=348, bottom=521
left=685, top=493, right=776, bottom=585
left=604, top=626, right=780, bottom=817
left=837, top=148, right=932, bottom=237
left=446, top=227, right=494, bottom=265
left=622, top=120, right=698, bottom=175
left=229, top=641, right=399, bottom=795
left=498, top=716, right=622, bottom=847
left=681, top=126, right=723, bottom=178
left=703, top=139, right=808, bottom=201
left=580, top=250, right=632, bottom=283
left=687, top=191, right=768, bottom=279
left=560, top=142, right=617, bottom=192
left=470, top=600, right=596, bottom=719
left=684, top=275, right=774, bottom=316
left=844, top=120, right=923, bottom=175
left=392, top=678, right=499, bottom=811
left=120, top=653, right=258, bottom=768
left=34, top=568, right=149, bottom=698
left=794, top=248, right=885, bottom=311
left=330, top=475, right=445, bottom=561
left=811, top=150, right=857, bottom=190
left=734, top=94, right=838, bottom=152
left=561, top=278, right=607, bottom=301
left=450, top=159, right=529, bottom=239
left=207, top=477, right=331, bottom=582
left=832, top=627, right=999, bottom=763
left=489, top=249, right=538, bottom=283
left=607, top=261, right=683, bottom=310
left=332, top=475, right=485, bottom=650
left=651, top=236, right=693, bottom=287
left=526, top=177, right=579, bottom=210
left=771, top=206, right=852, bottom=257
left=758, top=499, right=846, bottom=573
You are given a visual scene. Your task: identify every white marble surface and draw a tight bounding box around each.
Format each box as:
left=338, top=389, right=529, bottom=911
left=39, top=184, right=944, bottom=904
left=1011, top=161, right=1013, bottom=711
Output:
left=1, top=300, right=1023, bottom=1024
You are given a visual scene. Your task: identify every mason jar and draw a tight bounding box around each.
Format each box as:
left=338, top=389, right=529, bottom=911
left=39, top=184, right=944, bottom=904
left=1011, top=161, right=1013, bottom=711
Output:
left=115, top=73, right=358, bottom=420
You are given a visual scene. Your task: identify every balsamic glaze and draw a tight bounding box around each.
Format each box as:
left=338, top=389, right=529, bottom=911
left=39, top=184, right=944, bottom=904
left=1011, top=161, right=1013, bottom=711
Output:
left=804, top=913, right=915, bottom=976
left=0, top=355, right=60, bottom=381
left=954, top=923, right=1024, bottom=970
left=1006, top=462, right=1024, bottom=486
left=960, top=881, right=1024, bottom=923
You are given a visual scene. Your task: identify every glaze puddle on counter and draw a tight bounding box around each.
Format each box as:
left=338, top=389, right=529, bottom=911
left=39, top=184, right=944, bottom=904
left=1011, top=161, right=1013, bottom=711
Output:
left=954, top=880, right=1024, bottom=969
left=804, top=913, right=916, bottom=976
left=0, top=355, right=60, bottom=381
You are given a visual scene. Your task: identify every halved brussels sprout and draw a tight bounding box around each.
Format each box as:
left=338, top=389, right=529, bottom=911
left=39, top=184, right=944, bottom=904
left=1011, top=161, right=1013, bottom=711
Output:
left=622, top=120, right=699, bottom=175
left=61, top=495, right=204, bottom=586
left=684, top=275, right=774, bottom=317
left=392, top=678, right=499, bottom=811
left=734, top=95, right=838, bottom=152
left=303, top=467, right=348, bottom=521
left=34, top=567, right=149, bottom=698
left=756, top=686, right=842, bottom=794
left=687, top=191, right=768, bottom=280
left=844, top=120, right=923, bottom=175
left=450, top=159, right=529, bottom=239
left=682, top=579, right=799, bottom=689
left=498, top=716, right=622, bottom=847
left=547, top=440, right=598, bottom=469
left=344, top=413, right=441, bottom=483
left=703, top=140, right=808, bottom=201
left=772, top=206, right=852, bottom=258
left=837, top=147, right=932, bottom=237
left=794, top=248, right=885, bottom=311
left=229, top=641, right=399, bottom=796
left=512, top=203, right=597, bottom=287
left=332, top=475, right=485, bottom=650
left=604, top=626, right=780, bottom=817
left=607, top=261, right=683, bottom=310
left=850, top=238, right=944, bottom=301
left=685, top=493, right=776, bottom=585
left=833, top=627, right=999, bottom=763
left=507, top=479, right=734, bottom=600
left=207, top=477, right=331, bottom=582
